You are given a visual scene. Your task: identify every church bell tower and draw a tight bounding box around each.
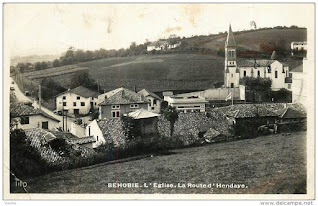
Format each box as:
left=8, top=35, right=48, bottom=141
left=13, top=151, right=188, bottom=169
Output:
left=224, top=24, right=239, bottom=88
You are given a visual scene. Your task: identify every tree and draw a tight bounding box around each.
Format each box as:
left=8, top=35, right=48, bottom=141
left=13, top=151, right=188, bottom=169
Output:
left=41, top=61, right=48, bottom=70
left=164, top=105, right=179, bottom=137
left=71, top=70, right=98, bottom=91
left=161, top=101, right=168, bottom=112
left=35, top=62, right=42, bottom=70
left=52, top=59, right=60, bottom=67
left=240, top=77, right=272, bottom=102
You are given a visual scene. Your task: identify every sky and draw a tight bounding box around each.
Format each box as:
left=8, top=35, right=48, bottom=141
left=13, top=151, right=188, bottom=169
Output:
left=4, top=3, right=314, bottom=57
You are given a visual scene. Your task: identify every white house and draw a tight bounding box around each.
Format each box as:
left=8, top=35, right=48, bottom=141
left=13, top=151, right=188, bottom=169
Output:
left=138, top=89, right=162, bottom=113
left=56, top=86, right=99, bottom=115
left=291, top=41, right=307, bottom=51
left=164, top=95, right=208, bottom=113
left=86, top=118, right=128, bottom=148
left=224, top=24, right=292, bottom=91
left=10, top=102, right=60, bottom=130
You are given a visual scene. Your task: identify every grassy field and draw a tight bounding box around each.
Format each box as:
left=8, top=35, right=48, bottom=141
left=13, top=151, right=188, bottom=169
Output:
left=49, top=53, right=224, bottom=92
left=20, top=28, right=306, bottom=93
left=192, top=28, right=307, bottom=52
left=12, top=132, right=307, bottom=194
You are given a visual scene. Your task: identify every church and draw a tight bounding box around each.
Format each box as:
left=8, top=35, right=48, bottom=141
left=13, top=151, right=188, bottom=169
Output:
left=224, top=25, right=292, bottom=91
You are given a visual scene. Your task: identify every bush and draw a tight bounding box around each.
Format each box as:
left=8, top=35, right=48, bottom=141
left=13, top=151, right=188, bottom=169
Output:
left=10, top=129, right=50, bottom=178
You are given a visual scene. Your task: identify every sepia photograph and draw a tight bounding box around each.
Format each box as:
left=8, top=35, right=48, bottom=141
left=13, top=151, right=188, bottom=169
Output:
left=2, top=2, right=315, bottom=200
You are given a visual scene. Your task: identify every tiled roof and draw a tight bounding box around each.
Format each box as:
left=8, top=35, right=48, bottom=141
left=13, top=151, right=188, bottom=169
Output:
left=291, top=64, right=303, bottom=73
left=99, top=88, right=149, bottom=106
left=237, top=59, right=276, bottom=67
left=57, top=86, right=99, bottom=98
left=65, top=136, right=96, bottom=145
left=50, top=131, right=79, bottom=139
left=138, top=89, right=162, bottom=100
left=283, top=60, right=303, bottom=71
left=125, top=109, right=161, bottom=119
left=219, top=104, right=279, bottom=119
left=277, top=107, right=307, bottom=119
left=10, top=102, right=60, bottom=122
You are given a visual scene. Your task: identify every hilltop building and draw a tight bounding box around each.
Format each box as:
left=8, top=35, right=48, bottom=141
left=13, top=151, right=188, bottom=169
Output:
left=224, top=24, right=292, bottom=91
left=291, top=41, right=307, bottom=51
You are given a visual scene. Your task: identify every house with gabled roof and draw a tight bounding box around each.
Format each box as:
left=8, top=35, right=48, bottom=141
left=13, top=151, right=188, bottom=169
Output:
left=138, top=88, right=162, bottom=113
left=98, top=87, right=149, bottom=119
left=55, top=86, right=100, bottom=116
left=10, top=102, right=60, bottom=130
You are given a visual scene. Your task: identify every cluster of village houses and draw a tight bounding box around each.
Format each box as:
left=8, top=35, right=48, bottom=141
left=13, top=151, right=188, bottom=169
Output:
left=10, top=25, right=308, bottom=151
left=146, top=35, right=182, bottom=51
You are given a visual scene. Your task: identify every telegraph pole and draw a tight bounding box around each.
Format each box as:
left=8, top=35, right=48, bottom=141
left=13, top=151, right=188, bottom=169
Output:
left=38, top=85, right=42, bottom=110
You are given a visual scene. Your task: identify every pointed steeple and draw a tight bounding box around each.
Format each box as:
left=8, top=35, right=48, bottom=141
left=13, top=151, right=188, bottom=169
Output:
left=226, top=24, right=236, bottom=47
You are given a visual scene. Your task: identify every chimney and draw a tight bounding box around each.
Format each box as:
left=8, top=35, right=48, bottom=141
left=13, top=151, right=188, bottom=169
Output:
left=104, top=95, right=107, bottom=100
left=122, top=90, right=125, bottom=98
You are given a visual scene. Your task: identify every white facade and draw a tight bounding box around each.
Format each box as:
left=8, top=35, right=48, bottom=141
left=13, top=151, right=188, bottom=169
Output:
left=145, top=95, right=161, bottom=113
left=238, top=61, right=291, bottom=91
left=165, top=96, right=207, bottom=113
left=291, top=58, right=308, bottom=106
left=85, top=120, right=105, bottom=148
left=13, top=115, right=59, bottom=130
left=56, top=92, right=98, bottom=115
left=291, top=41, right=307, bottom=51
left=224, top=25, right=291, bottom=91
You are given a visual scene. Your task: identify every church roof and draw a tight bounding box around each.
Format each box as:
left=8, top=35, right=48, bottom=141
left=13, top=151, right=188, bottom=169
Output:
left=237, top=59, right=276, bottom=67
left=225, top=24, right=236, bottom=47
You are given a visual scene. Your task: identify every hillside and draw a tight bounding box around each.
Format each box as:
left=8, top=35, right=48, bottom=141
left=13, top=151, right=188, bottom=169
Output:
left=10, top=54, right=61, bottom=67
left=12, top=132, right=306, bottom=194
left=21, top=28, right=306, bottom=95
left=184, top=28, right=307, bottom=52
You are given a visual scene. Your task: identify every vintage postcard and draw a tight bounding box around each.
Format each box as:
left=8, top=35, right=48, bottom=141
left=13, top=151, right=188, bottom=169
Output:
left=2, top=2, right=315, bottom=200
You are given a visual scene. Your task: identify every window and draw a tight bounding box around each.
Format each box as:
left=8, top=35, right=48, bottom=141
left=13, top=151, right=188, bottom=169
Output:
left=153, top=99, right=156, bottom=106
left=63, top=96, right=66, bottom=100
left=77, top=96, right=80, bottom=100
left=73, top=102, right=76, bottom=107
left=92, top=97, right=94, bottom=100
left=95, top=102, right=97, bottom=105
left=112, top=105, right=120, bottom=109
left=258, top=71, right=260, bottom=77
left=20, top=116, right=29, bottom=125
left=275, top=71, right=278, bottom=78
left=151, top=107, right=155, bottom=110
left=81, top=102, right=85, bottom=106
left=243, top=71, right=247, bottom=77
left=112, top=110, right=120, bottom=118
left=130, top=104, right=139, bottom=108
left=231, top=83, right=234, bottom=88
left=42, top=121, right=48, bottom=129
left=63, top=102, right=67, bottom=106
left=288, top=84, right=291, bottom=89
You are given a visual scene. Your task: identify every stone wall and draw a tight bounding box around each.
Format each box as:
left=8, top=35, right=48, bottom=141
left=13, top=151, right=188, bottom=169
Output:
left=158, top=110, right=233, bottom=146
